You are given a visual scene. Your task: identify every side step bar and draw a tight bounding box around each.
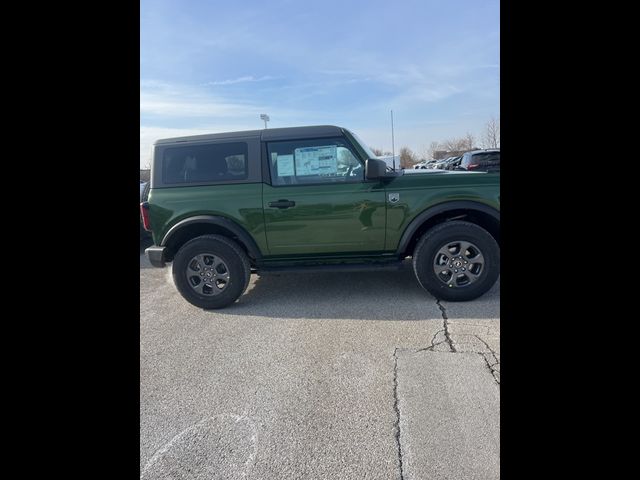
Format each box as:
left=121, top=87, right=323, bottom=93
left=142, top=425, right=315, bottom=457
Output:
left=257, top=261, right=405, bottom=275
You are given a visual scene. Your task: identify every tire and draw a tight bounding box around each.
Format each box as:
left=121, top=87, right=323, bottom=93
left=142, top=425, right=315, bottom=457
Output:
left=413, top=220, right=500, bottom=301
left=172, top=235, right=251, bottom=309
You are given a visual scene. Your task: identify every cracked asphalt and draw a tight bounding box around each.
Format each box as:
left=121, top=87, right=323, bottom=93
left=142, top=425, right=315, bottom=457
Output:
left=140, top=246, right=500, bottom=479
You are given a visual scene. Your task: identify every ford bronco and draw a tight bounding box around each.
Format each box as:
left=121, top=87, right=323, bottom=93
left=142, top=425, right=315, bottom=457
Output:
left=141, top=125, right=500, bottom=309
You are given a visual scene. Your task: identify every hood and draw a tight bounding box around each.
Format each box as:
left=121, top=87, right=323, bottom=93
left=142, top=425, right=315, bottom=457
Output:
left=385, top=168, right=496, bottom=189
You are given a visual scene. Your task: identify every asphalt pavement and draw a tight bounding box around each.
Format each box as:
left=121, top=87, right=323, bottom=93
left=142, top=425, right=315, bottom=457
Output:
left=140, top=248, right=500, bottom=479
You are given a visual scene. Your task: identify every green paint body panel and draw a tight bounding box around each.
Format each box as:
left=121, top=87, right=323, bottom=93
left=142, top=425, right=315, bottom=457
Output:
left=262, top=181, right=387, bottom=255
left=147, top=183, right=268, bottom=253
left=148, top=171, right=499, bottom=264
left=382, top=172, right=500, bottom=250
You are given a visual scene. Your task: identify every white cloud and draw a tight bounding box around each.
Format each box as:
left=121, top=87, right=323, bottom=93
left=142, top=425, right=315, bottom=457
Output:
left=141, top=93, right=262, bottom=118
left=140, top=80, right=301, bottom=119
left=203, top=75, right=277, bottom=86
left=139, top=80, right=307, bottom=166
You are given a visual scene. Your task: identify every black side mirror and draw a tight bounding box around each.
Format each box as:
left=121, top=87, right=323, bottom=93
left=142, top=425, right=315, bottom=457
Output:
left=365, top=158, right=388, bottom=179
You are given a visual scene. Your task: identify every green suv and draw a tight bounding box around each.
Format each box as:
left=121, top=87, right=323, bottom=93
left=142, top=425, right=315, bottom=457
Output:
left=141, top=125, right=500, bottom=309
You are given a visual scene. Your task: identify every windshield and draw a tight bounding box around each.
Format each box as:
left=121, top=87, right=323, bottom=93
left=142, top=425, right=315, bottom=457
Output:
left=344, top=129, right=378, bottom=160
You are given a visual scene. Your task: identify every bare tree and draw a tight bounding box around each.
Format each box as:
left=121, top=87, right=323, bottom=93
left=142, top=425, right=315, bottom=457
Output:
left=441, top=137, right=467, bottom=152
left=482, top=117, right=500, bottom=149
left=399, top=147, right=417, bottom=168
left=439, top=134, right=477, bottom=153
left=426, top=141, right=440, bottom=160
left=463, top=132, right=475, bottom=151
left=370, top=147, right=394, bottom=157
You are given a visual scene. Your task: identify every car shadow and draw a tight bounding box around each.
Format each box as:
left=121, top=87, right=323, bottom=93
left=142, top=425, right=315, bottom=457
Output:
left=216, top=261, right=500, bottom=321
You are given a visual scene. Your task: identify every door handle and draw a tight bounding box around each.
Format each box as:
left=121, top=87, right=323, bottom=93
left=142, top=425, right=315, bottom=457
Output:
left=268, top=199, right=296, bottom=209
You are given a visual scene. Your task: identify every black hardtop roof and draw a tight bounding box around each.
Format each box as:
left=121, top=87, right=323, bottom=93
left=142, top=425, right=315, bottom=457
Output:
left=153, top=125, right=345, bottom=145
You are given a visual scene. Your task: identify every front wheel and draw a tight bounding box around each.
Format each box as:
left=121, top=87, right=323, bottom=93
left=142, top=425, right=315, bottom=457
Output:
left=172, top=235, right=251, bottom=309
left=412, top=221, right=500, bottom=301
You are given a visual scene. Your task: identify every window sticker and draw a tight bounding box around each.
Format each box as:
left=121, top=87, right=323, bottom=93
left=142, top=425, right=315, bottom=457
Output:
left=276, top=154, right=295, bottom=176
left=294, top=145, right=338, bottom=176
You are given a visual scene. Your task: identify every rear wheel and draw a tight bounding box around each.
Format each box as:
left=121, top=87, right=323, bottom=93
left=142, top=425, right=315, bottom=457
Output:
left=413, top=221, right=500, bottom=301
left=172, top=235, right=251, bottom=309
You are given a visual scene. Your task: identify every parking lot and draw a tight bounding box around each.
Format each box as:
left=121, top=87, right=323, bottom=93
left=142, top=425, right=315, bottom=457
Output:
left=140, top=245, right=500, bottom=479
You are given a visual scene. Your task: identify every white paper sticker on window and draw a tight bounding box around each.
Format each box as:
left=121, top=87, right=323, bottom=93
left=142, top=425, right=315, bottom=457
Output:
left=294, top=145, right=337, bottom=176
left=276, top=154, right=294, bottom=176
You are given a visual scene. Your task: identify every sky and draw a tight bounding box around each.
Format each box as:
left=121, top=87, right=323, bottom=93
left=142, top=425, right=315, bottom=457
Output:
left=140, top=0, right=499, bottom=167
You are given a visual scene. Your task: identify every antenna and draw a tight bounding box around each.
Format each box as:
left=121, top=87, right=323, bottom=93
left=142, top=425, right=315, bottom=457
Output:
left=391, top=110, right=396, bottom=171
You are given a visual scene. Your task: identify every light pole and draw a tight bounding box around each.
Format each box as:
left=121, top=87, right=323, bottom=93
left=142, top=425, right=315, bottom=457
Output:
left=260, top=114, right=270, bottom=129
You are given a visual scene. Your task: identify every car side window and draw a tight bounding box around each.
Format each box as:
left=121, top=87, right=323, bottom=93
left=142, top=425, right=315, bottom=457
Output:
left=267, top=137, right=364, bottom=186
left=474, top=153, right=490, bottom=166
left=163, top=142, right=248, bottom=184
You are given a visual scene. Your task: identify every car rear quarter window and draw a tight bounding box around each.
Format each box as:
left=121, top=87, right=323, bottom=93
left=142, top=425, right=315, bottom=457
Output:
left=162, top=142, right=249, bottom=184
left=480, top=152, right=500, bottom=166
left=471, top=152, right=500, bottom=166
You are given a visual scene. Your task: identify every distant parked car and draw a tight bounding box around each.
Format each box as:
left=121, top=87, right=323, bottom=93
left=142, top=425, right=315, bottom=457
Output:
left=458, top=149, right=500, bottom=173
left=445, top=156, right=463, bottom=170
left=434, top=158, right=452, bottom=170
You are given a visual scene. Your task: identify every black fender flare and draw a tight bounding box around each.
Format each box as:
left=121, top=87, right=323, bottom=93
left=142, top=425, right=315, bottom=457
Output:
left=395, top=200, right=500, bottom=255
left=161, top=215, right=263, bottom=260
